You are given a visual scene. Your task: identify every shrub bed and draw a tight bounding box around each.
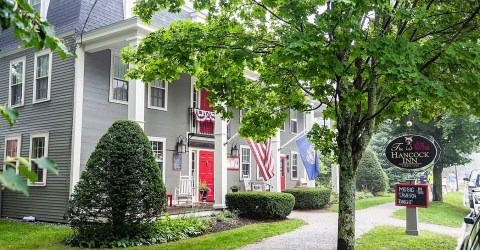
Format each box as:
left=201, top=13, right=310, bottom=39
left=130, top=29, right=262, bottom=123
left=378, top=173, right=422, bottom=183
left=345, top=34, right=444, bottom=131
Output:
left=226, top=192, right=295, bottom=219
left=282, top=188, right=331, bottom=209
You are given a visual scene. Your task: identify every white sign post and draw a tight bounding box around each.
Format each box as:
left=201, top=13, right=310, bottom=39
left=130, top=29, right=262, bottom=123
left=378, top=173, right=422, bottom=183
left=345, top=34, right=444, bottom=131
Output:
left=405, top=179, right=419, bottom=236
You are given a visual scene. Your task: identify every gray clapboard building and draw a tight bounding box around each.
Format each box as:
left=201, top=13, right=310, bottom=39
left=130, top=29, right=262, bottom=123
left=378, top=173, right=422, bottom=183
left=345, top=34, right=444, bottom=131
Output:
left=0, top=0, right=315, bottom=222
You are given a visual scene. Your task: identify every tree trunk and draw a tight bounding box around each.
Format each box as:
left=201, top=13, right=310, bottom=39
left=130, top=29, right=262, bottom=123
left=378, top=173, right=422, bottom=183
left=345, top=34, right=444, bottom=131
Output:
left=337, top=158, right=357, bottom=249
left=432, top=162, right=443, bottom=201
left=336, top=127, right=362, bottom=249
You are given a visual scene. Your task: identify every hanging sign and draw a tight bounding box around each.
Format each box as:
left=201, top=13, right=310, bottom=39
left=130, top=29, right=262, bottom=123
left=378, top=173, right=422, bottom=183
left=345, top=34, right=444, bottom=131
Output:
left=395, top=183, right=429, bottom=208
left=385, top=135, right=437, bottom=169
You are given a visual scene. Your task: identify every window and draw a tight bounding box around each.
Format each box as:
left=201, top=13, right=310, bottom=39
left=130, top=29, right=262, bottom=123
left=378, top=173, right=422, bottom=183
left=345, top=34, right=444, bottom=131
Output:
left=291, top=152, right=298, bottom=180
left=110, top=51, right=129, bottom=103
left=29, top=132, right=49, bottom=186
left=33, top=51, right=52, bottom=103
left=256, top=163, right=263, bottom=180
left=28, top=0, right=48, bottom=18
left=240, top=146, right=251, bottom=180
left=290, top=110, right=298, bottom=134
left=9, top=57, right=26, bottom=107
left=4, top=135, right=21, bottom=173
left=149, top=137, right=166, bottom=183
left=148, top=80, right=168, bottom=110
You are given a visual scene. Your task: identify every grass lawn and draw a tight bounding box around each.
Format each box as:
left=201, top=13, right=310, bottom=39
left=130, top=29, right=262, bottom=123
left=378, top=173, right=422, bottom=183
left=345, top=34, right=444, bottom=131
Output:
left=0, top=218, right=305, bottom=250
left=138, top=218, right=305, bottom=250
left=329, top=194, right=394, bottom=212
left=357, top=225, right=457, bottom=250
left=0, top=220, right=73, bottom=250
left=392, top=191, right=470, bottom=227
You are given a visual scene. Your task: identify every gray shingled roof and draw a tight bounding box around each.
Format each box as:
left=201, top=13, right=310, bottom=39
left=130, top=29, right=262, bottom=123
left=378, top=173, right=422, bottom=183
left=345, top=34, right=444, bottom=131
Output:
left=0, top=0, right=192, bottom=53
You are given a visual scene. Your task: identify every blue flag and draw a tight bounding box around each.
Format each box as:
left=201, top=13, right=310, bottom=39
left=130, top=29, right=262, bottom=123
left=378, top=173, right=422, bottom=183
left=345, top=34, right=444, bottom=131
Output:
left=295, top=134, right=320, bottom=180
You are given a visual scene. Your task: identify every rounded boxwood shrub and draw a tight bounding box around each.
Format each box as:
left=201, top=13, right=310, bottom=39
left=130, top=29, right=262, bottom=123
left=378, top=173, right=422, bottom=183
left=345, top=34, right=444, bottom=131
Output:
left=282, top=187, right=331, bottom=209
left=66, top=120, right=166, bottom=248
left=356, top=149, right=389, bottom=194
left=226, top=192, right=295, bottom=219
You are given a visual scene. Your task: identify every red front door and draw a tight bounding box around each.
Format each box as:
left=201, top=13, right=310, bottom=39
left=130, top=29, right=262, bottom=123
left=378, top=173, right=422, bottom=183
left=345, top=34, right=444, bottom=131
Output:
left=199, top=89, right=214, bottom=134
left=199, top=151, right=215, bottom=202
left=281, top=156, right=286, bottom=190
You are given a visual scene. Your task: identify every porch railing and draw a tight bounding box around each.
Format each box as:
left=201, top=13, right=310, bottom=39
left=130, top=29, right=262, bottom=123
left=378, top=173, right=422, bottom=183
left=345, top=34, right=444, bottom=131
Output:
left=189, top=107, right=215, bottom=136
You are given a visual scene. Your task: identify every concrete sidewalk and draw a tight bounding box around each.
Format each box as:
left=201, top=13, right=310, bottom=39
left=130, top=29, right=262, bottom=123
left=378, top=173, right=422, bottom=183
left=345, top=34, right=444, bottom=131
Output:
left=240, top=202, right=465, bottom=250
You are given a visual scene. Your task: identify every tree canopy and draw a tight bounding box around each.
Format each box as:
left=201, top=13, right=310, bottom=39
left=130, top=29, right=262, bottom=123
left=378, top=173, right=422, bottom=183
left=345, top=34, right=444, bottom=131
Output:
left=125, top=0, right=480, bottom=248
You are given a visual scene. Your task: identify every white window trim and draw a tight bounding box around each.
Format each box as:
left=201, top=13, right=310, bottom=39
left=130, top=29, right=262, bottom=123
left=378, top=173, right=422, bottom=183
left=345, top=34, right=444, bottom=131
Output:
left=148, top=136, right=166, bottom=183
left=147, top=81, right=168, bottom=111
left=109, top=50, right=128, bottom=105
left=280, top=121, right=285, bottom=131
left=28, top=132, right=49, bottom=186
left=240, top=145, right=251, bottom=180
left=32, top=50, right=52, bottom=104
left=28, top=0, right=50, bottom=18
left=9, top=56, right=26, bottom=107
left=290, top=151, right=299, bottom=180
left=3, top=135, right=22, bottom=174
left=290, top=119, right=298, bottom=134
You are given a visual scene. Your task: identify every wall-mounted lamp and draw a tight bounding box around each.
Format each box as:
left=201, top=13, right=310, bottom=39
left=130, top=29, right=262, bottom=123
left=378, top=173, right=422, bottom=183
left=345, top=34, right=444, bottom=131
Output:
left=176, top=135, right=187, bottom=154
left=286, top=155, right=289, bottom=160
left=231, top=141, right=239, bottom=157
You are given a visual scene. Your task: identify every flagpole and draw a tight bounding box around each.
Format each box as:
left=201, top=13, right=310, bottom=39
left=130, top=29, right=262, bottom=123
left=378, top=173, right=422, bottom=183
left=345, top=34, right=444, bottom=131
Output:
left=278, top=128, right=307, bottom=151
left=223, top=132, right=239, bottom=146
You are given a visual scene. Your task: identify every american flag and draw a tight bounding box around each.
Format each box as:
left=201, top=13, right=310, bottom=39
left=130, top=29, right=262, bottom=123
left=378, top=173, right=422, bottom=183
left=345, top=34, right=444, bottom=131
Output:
left=246, top=138, right=275, bottom=181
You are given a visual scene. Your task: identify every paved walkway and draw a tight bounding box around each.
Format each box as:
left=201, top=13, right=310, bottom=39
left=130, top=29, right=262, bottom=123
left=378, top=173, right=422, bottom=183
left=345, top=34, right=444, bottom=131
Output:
left=240, top=202, right=465, bottom=250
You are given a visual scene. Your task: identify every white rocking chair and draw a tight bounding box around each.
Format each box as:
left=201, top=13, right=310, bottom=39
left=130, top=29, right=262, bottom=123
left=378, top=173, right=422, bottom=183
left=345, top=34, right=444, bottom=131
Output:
left=174, top=175, right=194, bottom=207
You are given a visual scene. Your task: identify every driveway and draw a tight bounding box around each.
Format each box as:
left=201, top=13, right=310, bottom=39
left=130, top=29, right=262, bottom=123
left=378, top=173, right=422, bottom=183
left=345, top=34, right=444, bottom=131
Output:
left=239, top=202, right=465, bottom=250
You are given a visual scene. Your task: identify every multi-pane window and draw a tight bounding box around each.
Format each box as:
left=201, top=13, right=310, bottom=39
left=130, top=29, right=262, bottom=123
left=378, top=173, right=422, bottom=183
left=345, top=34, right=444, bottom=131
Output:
left=29, top=133, right=48, bottom=185
left=4, top=136, right=21, bottom=173
left=10, top=58, right=25, bottom=106
left=34, top=52, right=51, bottom=102
left=290, top=110, right=298, bottom=134
left=149, top=137, right=166, bottom=182
left=111, top=52, right=129, bottom=102
left=291, top=152, right=298, bottom=180
left=240, top=147, right=251, bottom=179
left=149, top=80, right=167, bottom=109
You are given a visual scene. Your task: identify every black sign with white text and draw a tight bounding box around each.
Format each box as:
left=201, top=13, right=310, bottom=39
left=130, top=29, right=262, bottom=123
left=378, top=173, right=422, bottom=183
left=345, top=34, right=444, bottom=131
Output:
left=385, top=135, right=437, bottom=169
left=395, top=183, right=429, bottom=208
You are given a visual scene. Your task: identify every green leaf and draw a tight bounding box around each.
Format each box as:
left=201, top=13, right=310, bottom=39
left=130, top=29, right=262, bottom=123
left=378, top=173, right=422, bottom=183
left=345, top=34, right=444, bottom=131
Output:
left=42, top=24, right=55, bottom=37
left=11, top=156, right=31, bottom=168
left=0, top=106, right=19, bottom=126
left=18, top=166, right=38, bottom=183
left=0, top=168, right=28, bottom=196
left=32, top=157, right=59, bottom=175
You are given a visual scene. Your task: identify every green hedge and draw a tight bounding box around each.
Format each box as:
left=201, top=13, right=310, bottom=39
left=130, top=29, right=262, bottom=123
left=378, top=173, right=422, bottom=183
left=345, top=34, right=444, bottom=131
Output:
left=282, top=188, right=331, bottom=209
left=226, top=192, right=295, bottom=219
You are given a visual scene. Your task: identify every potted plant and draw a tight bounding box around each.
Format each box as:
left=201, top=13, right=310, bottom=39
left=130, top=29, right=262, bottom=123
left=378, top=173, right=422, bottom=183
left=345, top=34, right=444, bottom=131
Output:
left=230, top=184, right=240, bottom=193
left=199, top=181, right=211, bottom=202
